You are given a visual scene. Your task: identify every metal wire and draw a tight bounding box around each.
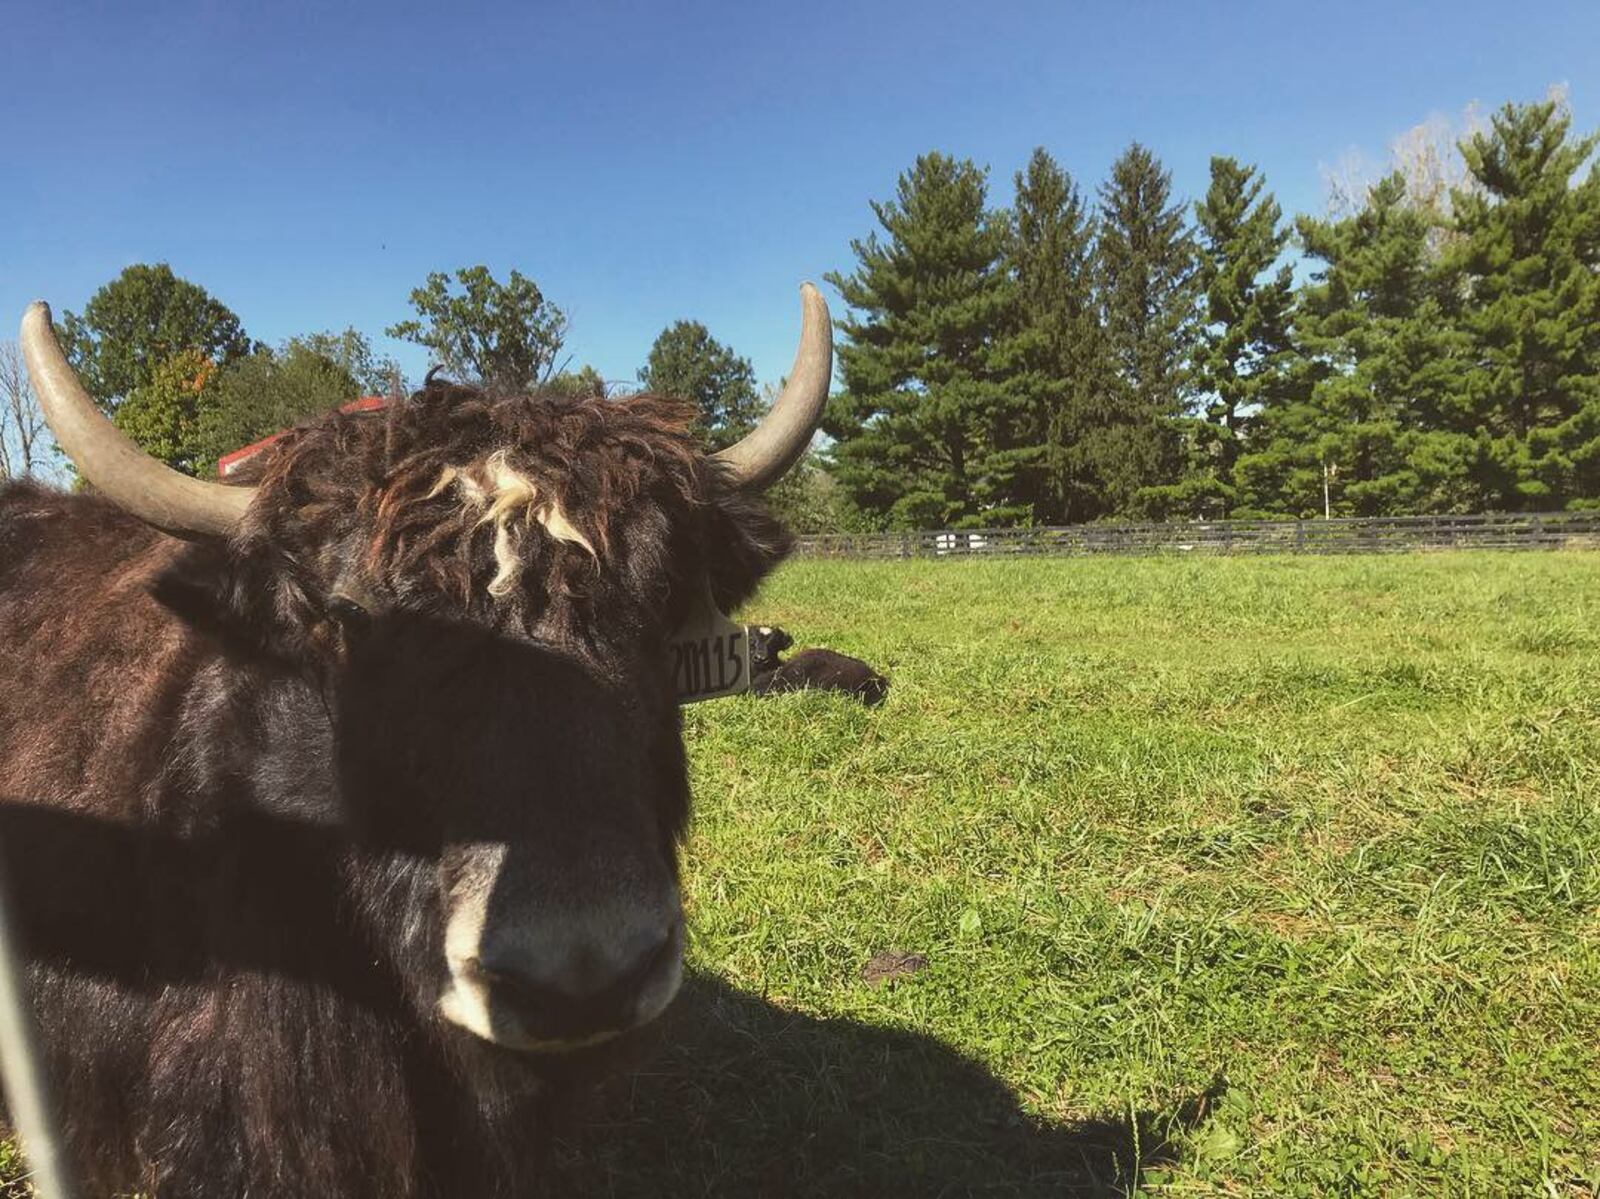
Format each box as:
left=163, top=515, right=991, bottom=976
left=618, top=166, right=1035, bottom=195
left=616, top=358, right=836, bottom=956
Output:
left=0, top=849, right=78, bottom=1199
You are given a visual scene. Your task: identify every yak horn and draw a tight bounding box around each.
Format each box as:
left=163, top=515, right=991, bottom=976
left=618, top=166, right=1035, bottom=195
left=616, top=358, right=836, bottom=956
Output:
left=20, top=302, right=255, bottom=538
left=713, top=283, right=832, bottom=491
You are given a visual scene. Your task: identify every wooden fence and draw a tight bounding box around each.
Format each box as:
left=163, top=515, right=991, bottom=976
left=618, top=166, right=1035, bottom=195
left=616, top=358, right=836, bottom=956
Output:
left=796, top=511, right=1600, bottom=560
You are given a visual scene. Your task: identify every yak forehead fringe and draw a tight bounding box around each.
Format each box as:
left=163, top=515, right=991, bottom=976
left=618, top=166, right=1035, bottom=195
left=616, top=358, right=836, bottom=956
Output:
left=428, top=450, right=595, bottom=598
left=247, top=380, right=709, bottom=607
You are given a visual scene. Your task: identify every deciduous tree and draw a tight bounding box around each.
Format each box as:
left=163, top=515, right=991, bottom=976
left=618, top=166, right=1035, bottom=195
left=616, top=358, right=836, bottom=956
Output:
left=545, top=365, right=609, bottom=400
left=288, top=328, right=406, bottom=398
left=0, top=340, right=54, bottom=479
left=60, top=263, right=251, bottom=412
left=112, top=350, right=222, bottom=474
left=193, top=341, right=366, bottom=475
left=387, top=266, right=567, bottom=393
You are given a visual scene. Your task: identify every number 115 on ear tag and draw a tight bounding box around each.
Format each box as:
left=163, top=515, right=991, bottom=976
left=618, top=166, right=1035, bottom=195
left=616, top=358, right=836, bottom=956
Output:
left=669, top=596, right=750, bottom=704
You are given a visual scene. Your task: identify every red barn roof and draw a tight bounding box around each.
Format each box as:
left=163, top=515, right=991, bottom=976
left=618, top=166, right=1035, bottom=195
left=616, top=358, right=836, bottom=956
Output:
left=216, top=396, right=387, bottom=477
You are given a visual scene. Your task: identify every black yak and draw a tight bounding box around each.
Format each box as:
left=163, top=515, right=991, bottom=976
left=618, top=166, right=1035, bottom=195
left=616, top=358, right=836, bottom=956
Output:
left=748, top=624, right=795, bottom=673
left=0, top=285, right=831, bottom=1196
left=747, top=625, right=889, bottom=706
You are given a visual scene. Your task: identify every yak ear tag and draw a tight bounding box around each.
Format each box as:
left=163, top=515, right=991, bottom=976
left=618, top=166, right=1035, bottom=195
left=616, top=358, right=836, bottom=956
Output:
left=668, top=584, right=750, bottom=705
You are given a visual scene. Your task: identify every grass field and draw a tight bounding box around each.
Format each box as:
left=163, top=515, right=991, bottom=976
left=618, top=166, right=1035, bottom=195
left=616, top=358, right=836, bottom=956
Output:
left=548, top=552, right=1600, bottom=1196
left=3, top=553, right=1595, bottom=1196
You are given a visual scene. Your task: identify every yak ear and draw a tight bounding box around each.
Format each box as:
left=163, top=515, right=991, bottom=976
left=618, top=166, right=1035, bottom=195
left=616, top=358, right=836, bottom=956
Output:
left=702, top=488, right=794, bottom=615
left=150, top=539, right=310, bottom=663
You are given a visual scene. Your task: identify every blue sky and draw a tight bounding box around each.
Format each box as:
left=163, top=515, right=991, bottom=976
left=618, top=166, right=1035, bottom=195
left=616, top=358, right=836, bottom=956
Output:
left=5, top=0, right=1597, bottom=393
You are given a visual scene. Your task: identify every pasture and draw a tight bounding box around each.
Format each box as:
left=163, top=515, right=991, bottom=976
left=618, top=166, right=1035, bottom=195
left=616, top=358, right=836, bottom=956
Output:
left=4, top=552, right=1597, bottom=1196
left=551, top=553, right=1599, bottom=1195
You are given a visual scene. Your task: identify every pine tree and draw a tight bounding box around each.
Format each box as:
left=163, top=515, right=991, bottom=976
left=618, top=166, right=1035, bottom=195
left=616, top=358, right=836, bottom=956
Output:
left=1449, top=98, right=1600, bottom=509
left=825, top=153, right=1037, bottom=528
left=1180, top=157, right=1296, bottom=517
left=638, top=321, right=762, bottom=450
left=1010, top=148, right=1107, bottom=522
left=1093, top=144, right=1199, bottom=515
left=1239, top=175, right=1470, bottom=516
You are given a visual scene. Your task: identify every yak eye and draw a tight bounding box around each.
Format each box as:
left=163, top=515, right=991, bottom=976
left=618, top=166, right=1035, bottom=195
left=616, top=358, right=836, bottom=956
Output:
left=328, top=595, right=370, bottom=629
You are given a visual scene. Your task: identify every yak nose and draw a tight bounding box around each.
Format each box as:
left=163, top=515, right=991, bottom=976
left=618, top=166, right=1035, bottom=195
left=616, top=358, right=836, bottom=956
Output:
left=441, top=904, right=686, bottom=1050
left=478, top=921, right=681, bottom=1037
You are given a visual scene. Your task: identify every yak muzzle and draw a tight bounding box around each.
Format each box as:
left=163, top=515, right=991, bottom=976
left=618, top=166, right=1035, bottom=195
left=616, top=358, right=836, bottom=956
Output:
left=437, top=845, right=685, bottom=1051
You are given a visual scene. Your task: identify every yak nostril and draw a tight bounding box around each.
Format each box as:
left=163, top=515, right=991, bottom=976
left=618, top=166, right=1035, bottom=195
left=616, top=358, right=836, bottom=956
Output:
left=478, top=928, right=672, bottom=999
left=465, top=922, right=681, bottom=1039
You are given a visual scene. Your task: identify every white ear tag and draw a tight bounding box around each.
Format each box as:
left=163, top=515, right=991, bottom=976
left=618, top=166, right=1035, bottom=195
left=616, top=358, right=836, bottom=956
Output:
left=669, top=588, right=750, bottom=705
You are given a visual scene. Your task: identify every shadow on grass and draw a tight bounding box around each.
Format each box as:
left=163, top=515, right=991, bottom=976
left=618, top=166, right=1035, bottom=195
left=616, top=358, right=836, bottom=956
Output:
left=0, top=801, right=1217, bottom=1195
left=542, top=973, right=1222, bottom=1198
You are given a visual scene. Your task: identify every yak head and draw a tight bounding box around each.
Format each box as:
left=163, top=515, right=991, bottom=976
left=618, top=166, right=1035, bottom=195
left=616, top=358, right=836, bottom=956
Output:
left=19, top=286, right=830, bottom=1053
left=748, top=624, right=794, bottom=673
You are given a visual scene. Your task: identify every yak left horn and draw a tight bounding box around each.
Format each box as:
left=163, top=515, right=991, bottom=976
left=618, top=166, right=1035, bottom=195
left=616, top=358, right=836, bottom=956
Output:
left=21, top=302, right=257, bottom=538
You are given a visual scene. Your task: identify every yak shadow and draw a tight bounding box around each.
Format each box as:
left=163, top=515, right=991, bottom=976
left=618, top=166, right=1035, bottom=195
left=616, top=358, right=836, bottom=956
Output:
left=0, top=802, right=1219, bottom=1195
left=541, top=972, right=1222, bottom=1198
left=0, top=800, right=387, bottom=988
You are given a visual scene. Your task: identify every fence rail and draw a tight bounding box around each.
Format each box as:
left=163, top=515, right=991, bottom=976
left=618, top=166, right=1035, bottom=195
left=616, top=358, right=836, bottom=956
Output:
left=796, top=512, right=1600, bottom=560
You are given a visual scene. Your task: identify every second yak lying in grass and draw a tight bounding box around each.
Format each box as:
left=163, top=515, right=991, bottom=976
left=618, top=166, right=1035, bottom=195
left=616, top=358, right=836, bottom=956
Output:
left=748, top=625, right=890, bottom=706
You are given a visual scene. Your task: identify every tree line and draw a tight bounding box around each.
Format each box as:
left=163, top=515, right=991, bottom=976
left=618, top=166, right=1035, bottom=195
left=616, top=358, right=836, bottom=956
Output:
left=0, top=258, right=769, bottom=479
left=827, top=94, right=1600, bottom=528
left=4, top=92, right=1595, bottom=532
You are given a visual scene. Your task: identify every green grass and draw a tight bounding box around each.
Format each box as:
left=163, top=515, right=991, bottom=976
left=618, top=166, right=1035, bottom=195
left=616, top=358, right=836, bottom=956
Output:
left=552, top=552, right=1600, bottom=1196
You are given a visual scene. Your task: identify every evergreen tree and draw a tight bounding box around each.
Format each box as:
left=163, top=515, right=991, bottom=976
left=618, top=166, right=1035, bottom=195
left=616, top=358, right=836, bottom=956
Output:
left=1010, top=148, right=1107, bottom=522
left=1449, top=98, right=1600, bottom=509
left=1179, top=157, right=1296, bottom=517
left=638, top=321, right=762, bottom=450
left=1239, top=175, right=1470, bottom=516
left=1094, top=144, right=1199, bottom=515
left=825, top=153, right=1037, bottom=528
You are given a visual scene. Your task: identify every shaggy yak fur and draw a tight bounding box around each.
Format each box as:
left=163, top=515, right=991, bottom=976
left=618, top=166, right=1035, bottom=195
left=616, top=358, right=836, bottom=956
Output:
left=0, top=380, right=790, bottom=1197
left=747, top=626, right=889, bottom=707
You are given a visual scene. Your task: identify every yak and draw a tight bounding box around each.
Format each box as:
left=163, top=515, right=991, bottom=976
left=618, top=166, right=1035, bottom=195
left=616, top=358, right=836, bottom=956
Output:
left=0, top=286, right=831, bottom=1196
left=747, top=624, right=795, bottom=674
left=747, top=625, right=889, bottom=707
